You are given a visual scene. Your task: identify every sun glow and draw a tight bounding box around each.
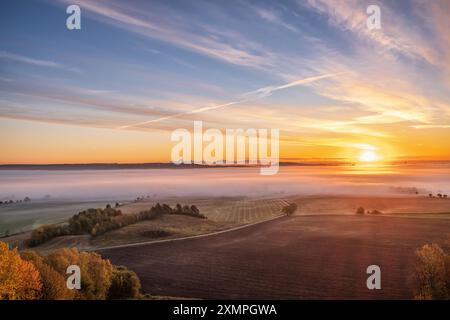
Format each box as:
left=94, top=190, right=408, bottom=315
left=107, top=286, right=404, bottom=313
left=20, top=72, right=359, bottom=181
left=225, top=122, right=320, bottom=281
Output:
left=358, top=150, right=379, bottom=162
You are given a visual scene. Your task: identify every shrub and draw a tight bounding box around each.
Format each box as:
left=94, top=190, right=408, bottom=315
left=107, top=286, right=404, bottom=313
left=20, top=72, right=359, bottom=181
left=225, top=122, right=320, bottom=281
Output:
left=28, top=224, right=70, bottom=247
left=140, top=229, right=171, bottom=238
left=282, top=203, right=298, bottom=216
left=356, top=207, right=365, bottom=215
left=108, top=266, right=141, bottom=299
left=414, top=244, right=450, bottom=299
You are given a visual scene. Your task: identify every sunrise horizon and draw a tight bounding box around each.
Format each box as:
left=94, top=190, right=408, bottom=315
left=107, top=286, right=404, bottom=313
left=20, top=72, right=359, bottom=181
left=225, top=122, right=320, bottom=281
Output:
left=2, top=1, right=450, bottom=166
left=1, top=0, right=450, bottom=306
left=2, top=156, right=450, bottom=166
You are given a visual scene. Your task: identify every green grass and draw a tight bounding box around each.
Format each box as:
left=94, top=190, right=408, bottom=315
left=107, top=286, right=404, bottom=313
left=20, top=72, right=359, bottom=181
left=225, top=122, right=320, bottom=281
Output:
left=0, top=200, right=110, bottom=236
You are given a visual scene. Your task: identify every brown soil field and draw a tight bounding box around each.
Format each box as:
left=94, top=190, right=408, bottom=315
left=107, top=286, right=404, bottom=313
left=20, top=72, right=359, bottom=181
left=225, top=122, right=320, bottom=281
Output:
left=3, top=195, right=449, bottom=256
left=291, top=195, right=450, bottom=216
left=101, top=215, right=450, bottom=299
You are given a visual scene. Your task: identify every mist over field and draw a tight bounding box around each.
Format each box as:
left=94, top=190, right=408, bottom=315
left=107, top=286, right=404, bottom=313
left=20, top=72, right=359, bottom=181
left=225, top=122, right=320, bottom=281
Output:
left=1, top=162, right=449, bottom=202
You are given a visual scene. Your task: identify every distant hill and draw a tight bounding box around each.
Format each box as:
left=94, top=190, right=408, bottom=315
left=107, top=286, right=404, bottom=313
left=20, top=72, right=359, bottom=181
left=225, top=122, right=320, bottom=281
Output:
left=0, top=161, right=351, bottom=170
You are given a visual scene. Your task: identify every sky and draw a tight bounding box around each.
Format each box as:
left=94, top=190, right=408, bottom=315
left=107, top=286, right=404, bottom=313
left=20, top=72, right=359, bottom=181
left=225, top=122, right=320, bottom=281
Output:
left=0, top=0, right=449, bottom=164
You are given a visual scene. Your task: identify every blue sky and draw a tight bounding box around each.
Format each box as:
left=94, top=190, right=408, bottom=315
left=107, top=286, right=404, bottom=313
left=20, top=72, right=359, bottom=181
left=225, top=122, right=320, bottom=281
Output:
left=1, top=0, right=449, bottom=163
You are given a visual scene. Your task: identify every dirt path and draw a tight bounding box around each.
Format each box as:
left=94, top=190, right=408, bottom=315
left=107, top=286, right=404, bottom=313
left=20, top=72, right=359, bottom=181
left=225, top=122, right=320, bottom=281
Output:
left=100, top=215, right=450, bottom=299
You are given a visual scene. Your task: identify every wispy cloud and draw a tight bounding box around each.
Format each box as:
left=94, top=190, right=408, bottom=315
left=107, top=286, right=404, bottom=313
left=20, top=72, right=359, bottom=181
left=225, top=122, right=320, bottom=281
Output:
left=411, top=125, right=450, bottom=129
left=57, top=0, right=277, bottom=69
left=300, top=0, right=437, bottom=64
left=254, top=7, right=299, bottom=33
left=117, top=73, right=337, bottom=129
left=144, top=47, right=196, bottom=69
left=2, top=0, right=450, bottom=161
left=0, top=51, right=80, bottom=73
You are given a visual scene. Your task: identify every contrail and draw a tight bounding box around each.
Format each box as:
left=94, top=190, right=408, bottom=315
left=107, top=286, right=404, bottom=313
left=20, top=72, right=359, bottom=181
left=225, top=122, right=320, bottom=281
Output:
left=117, top=73, right=337, bottom=129
left=241, top=73, right=337, bottom=99
left=117, top=101, right=242, bottom=129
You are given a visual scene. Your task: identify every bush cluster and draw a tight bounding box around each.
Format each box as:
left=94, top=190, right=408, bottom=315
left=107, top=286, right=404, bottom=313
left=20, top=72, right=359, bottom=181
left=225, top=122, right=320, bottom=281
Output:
left=282, top=203, right=298, bottom=216
left=28, top=225, right=70, bottom=247
left=28, top=203, right=205, bottom=247
left=355, top=207, right=383, bottom=215
left=171, top=203, right=206, bottom=219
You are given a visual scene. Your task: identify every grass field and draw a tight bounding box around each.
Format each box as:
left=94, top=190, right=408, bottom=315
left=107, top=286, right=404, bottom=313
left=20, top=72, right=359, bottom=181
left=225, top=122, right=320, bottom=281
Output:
left=0, top=200, right=110, bottom=236
left=1, top=196, right=291, bottom=252
left=120, top=196, right=291, bottom=223
left=28, top=214, right=237, bottom=254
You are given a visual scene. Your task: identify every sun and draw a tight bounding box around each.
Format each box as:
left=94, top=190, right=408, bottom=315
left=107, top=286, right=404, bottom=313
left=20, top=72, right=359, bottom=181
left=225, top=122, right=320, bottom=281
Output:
left=358, top=150, right=379, bottom=162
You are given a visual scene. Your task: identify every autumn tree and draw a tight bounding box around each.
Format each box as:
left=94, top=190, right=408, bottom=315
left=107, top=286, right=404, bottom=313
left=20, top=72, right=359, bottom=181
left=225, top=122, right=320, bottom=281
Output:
left=0, top=242, right=42, bottom=300
left=414, top=244, right=450, bottom=299
left=45, top=248, right=113, bottom=300
left=21, top=250, right=73, bottom=300
left=1, top=242, right=142, bottom=300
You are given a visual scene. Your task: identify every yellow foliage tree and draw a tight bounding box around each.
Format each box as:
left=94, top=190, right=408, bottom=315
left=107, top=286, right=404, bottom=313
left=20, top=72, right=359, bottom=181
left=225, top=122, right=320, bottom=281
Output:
left=0, top=241, right=42, bottom=300
left=414, top=243, right=450, bottom=299
left=46, top=247, right=113, bottom=300
left=21, top=250, right=74, bottom=300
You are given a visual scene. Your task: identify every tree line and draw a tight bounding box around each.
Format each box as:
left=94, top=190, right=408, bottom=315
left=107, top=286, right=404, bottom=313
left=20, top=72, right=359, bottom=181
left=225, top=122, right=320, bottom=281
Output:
left=0, top=242, right=141, bottom=300
left=428, top=193, right=449, bottom=199
left=0, top=197, right=31, bottom=205
left=356, top=207, right=382, bottom=215
left=28, top=203, right=206, bottom=247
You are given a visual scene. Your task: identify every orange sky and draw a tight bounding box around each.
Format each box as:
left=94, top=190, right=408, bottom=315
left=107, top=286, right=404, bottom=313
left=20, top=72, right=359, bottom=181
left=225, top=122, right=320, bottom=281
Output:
left=1, top=1, right=450, bottom=164
left=1, top=118, right=449, bottom=164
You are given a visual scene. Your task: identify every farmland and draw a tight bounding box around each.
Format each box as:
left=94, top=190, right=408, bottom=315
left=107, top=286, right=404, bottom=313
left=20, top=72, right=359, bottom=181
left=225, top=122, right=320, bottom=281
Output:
left=3, top=195, right=450, bottom=251
left=122, top=196, right=291, bottom=223
left=2, top=193, right=450, bottom=299
left=0, top=196, right=292, bottom=252
left=101, top=214, right=450, bottom=299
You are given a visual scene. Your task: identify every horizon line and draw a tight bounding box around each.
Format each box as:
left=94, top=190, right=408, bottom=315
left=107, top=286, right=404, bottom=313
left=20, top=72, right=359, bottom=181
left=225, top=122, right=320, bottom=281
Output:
left=1, top=158, right=449, bottom=167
